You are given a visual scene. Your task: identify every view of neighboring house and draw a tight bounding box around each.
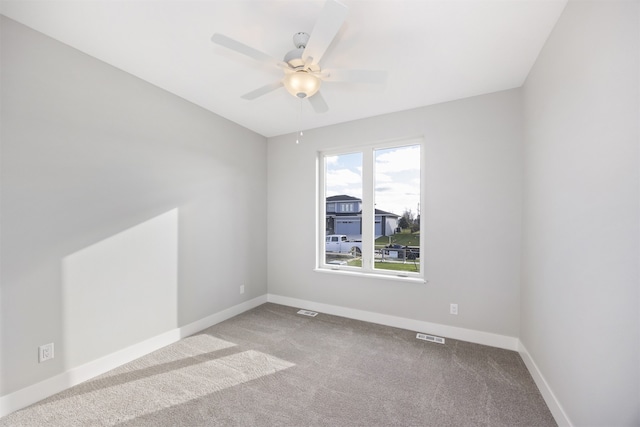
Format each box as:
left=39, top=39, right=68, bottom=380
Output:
left=326, top=195, right=399, bottom=238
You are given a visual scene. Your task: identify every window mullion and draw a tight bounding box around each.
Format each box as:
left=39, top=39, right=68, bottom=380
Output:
left=318, top=153, right=326, bottom=268
left=361, top=148, right=375, bottom=271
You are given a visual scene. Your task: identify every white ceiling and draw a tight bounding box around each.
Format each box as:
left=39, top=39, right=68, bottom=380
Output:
left=1, top=0, right=566, bottom=138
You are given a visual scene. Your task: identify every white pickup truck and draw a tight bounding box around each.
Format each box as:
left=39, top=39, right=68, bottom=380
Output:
left=325, top=235, right=362, bottom=255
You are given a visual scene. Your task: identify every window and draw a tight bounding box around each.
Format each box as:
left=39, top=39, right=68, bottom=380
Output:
left=319, top=138, right=424, bottom=281
left=340, top=203, right=355, bottom=212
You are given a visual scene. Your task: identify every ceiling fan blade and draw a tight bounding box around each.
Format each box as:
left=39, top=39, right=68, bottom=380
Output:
left=302, top=0, right=348, bottom=65
left=308, top=91, right=329, bottom=113
left=241, top=81, right=283, bottom=100
left=321, top=69, right=388, bottom=84
left=211, top=33, right=284, bottom=67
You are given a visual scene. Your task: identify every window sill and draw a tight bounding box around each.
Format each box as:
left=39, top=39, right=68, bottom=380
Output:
left=314, top=267, right=427, bottom=284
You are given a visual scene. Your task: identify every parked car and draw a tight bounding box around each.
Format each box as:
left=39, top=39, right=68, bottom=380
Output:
left=325, top=235, right=362, bottom=255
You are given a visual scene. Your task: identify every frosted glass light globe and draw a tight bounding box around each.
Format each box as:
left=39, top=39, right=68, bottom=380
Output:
left=283, top=70, right=321, bottom=99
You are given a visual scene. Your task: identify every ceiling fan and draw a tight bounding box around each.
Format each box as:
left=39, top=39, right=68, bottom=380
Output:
left=211, top=0, right=387, bottom=113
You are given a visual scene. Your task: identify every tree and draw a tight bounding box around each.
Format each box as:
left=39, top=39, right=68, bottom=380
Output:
left=399, top=209, right=414, bottom=230
left=410, top=219, right=420, bottom=233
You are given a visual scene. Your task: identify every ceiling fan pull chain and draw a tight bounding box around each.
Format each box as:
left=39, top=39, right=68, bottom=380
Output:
left=296, top=99, right=304, bottom=144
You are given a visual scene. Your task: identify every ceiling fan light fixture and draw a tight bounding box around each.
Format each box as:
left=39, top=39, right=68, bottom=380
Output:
left=283, top=70, right=321, bottom=99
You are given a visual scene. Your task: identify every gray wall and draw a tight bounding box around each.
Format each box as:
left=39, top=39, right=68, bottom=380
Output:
left=521, top=1, right=639, bottom=425
left=0, top=17, right=267, bottom=396
left=268, top=89, right=523, bottom=338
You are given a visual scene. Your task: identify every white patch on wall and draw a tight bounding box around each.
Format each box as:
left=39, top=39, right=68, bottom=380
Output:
left=62, top=209, right=179, bottom=368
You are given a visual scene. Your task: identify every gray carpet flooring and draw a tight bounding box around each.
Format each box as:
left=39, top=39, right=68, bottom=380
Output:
left=0, top=303, right=556, bottom=426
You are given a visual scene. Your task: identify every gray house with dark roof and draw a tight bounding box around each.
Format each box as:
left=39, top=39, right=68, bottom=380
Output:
left=326, top=195, right=399, bottom=238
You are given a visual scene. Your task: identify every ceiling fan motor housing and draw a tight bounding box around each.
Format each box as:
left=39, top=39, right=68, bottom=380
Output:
left=285, top=32, right=321, bottom=71
left=293, top=32, right=310, bottom=49
left=284, top=47, right=305, bottom=67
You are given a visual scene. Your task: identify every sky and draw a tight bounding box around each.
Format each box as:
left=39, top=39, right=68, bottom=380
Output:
left=325, top=144, right=420, bottom=218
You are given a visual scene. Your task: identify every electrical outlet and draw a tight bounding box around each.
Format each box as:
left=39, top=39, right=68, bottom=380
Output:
left=240, top=285, right=245, bottom=294
left=450, top=303, right=458, bottom=315
left=39, top=343, right=54, bottom=363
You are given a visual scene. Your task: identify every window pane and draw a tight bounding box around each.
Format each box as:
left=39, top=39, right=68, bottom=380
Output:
left=324, top=152, right=363, bottom=268
left=374, top=145, right=421, bottom=273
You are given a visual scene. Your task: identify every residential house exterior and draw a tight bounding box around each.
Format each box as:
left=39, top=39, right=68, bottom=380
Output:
left=326, top=195, right=399, bottom=238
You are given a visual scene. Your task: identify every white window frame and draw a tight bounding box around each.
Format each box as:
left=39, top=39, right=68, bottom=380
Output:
left=316, top=137, right=426, bottom=283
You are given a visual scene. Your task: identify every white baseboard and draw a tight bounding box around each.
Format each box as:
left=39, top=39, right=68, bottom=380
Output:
left=518, top=341, right=573, bottom=427
left=267, top=294, right=519, bottom=351
left=0, top=295, right=267, bottom=419
left=177, top=295, right=268, bottom=339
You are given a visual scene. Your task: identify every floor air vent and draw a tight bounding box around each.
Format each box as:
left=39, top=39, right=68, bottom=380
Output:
left=297, top=309, right=318, bottom=317
left=416, top=333, right=445, bottom=344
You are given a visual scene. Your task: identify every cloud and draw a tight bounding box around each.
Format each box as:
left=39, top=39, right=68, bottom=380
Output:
left=326, top=168, right=361, bottom=186
left=375, top=186, right=393, bottom=193
left=375, top=172, right=393, bottom=183
left=375, top=181, right=420, bottom=216
left=375, top=145, right=420, bottom=174
left=325, top=155, right=339, bottom=165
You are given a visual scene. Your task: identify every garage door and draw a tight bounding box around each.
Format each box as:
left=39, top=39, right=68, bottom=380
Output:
left=336, top=219, right=361, bottom=236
